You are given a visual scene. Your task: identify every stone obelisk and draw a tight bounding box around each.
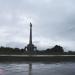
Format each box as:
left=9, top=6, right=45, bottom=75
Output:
left=25, top=22, right=37, bottom=54
left=29, top=22, right=32, bottom=45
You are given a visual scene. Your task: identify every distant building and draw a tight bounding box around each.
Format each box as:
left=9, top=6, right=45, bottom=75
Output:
left=25, top=23, right=37, bottom=53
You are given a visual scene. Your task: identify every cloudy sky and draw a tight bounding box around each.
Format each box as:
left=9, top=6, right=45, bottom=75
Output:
left=0, top=0, right=75, bottom=51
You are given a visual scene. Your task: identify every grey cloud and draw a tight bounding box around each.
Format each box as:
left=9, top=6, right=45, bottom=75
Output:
left=0, top=0, right=75, bottom=51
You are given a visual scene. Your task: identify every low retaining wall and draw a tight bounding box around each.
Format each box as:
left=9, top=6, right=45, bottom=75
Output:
left=0, top=55, right=75, bottom=62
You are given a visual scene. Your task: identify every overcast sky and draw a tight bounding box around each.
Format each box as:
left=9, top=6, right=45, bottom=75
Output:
left=0, top=0, right=75, bottom=51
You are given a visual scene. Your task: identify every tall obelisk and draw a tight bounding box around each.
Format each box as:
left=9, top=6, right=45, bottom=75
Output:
left=29, top=22, right=32, bottom=45
left=25, top=22, right=37, bottom=54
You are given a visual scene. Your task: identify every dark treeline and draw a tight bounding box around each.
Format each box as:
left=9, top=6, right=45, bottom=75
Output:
left=0, top=45, right=75, bottom=55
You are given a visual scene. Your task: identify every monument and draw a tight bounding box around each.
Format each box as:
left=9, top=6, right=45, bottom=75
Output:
left=25, top=23, right=37, bottom=53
